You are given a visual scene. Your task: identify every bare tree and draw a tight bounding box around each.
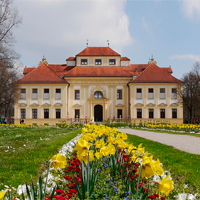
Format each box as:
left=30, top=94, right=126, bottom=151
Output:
left=0, top=0, right=21, bottom=118
left=0, top=0, right=21, bottom=63
left=178, top=62, right=200, bottom=123
left=0, top=64, right=20, bottom=117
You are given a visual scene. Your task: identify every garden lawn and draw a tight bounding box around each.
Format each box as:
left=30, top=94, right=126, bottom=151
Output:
left=0, top=127, right=81, bottom=190
left=127, top=134, right=200, bottom=194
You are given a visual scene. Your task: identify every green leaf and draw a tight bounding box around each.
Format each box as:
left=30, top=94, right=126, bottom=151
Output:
left=49, top=187, right=56, bottom=200
left=38, top=176, right=43, bottom=200
left=26, top=184, right=31, bottom=200
left=31, top=181, right=36, bottom=200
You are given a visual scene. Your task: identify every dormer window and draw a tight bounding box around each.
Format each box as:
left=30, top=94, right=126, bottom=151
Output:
left=109, top=59, right=115, bottom=65
left=81, top=59, right=87, bottom=65
left=95, top=59, right=101, bottom=65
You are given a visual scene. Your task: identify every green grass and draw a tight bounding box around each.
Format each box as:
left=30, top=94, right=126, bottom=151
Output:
left=0, top=127, right=81, bottom=189
left=127, top=134, right=200, bottom=193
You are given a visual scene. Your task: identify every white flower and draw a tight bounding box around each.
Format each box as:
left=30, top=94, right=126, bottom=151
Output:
left=161, top=171, right=170, bottom=179
left=153, top=174, right=161, bottom=182
left=177, top=193, right=187, bottom=200
left=17, top=184, right=28, bottom=195
left=188, top=194, right=197, bottom=200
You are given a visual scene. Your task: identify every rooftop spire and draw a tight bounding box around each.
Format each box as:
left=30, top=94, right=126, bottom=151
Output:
left=148, top=55, right=157, bottom=65
left=39, top=55, right=48, bottom=65
left=107, top=40, right=109, bottom=47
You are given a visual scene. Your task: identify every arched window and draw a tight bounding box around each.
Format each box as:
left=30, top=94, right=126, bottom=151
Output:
left=94, top=91, right=103, bottom=99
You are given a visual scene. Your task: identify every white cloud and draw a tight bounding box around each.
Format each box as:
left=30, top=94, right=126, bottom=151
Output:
left=13, top=0, right=133, bottom=67
left=181, top=0, right=200, bottom=19
left=170, top=54, right=200, bottom=62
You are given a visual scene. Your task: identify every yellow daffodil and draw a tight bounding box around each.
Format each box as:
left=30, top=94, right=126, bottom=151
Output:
left=114, top=138, right=124, bottom=147
left=107, top=143, right=116, bottom=155
left=116, top=132, right=127, bottom=140
left=137, top=143, right=145, bottom=156
left=157, top=176, right=173, bottom=196
left=0, top=191, right=5, bottom=200
left=128, top=144, right=136, bottom=155
left=74, top=138, right=92, bottom=152
left=100, top=143, right=116, bottom=156
left=151, top=158, right=164, bottom=176
left=95, top=139, right=105, bottom=149
left=94, top=151, right=103, bottom=159
left=78, top=150, right=94, bottom=164
left=100, top=145, right=110, bottom=157
left=51, top=153, right=67, bottom=172
left=107, top=136, right=115, bottom=144
left=81, top=133, right=96, bottom=142
left=137, top=152, right=155, bottom=179
left=130, top=154, right=138, bottom=163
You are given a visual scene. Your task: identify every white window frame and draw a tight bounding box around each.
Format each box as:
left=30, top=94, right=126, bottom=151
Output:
left=56, top=88, right=61, bottom=100
left=44, top=89, right=49, bottom=100
left=160, top=88, right=165, bottom=99
left=136, top=88, right=142, bottom=99
left=109, top=59, right=116, bottom=65
left=81, top=59, right=87, bottom=65
left=32, top=88, right=38, bottom=100
left=172, top=88, right=177, bottom=99
left=148, top=88, right=154, bottom=99
left=20, top=89, right=26, bottom=99
left=95, top=59, right=102, bottom=65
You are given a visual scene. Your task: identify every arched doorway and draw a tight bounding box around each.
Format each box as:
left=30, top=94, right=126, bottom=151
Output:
left=94, top=105, right=103, bottom=122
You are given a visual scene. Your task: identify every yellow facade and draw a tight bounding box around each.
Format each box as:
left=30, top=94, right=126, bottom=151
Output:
left=14, top=47, right=183, bottom=125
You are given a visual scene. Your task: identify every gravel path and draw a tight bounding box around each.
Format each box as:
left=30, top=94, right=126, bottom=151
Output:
left=118, top=128, right=200, bottom=155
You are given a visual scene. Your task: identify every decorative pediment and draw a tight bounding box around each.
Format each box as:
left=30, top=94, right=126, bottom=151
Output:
left=90, top=85, right=108, bottom=100
left=73, top=103, right=82, bottom=107
left=30, top=103, right=39, bottom=107
left=170, top=103, right=179, bottom=107
left=53, top=103, right=63, bottom=107
left=146, top=103, right=155, bottom=107
left=158, top=103, right=167, bottom=107
left=42, top=103, right=51, bottom=107
left=134, top=103, right=144, bottom=107
left=18, top=103, right=27, bottom=107
left=115, top=103, right=125, bottom=107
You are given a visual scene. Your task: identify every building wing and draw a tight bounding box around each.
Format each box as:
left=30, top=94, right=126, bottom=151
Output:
left=130, top=63, right=182, bottom=83
left=17, top=63, right=67, bottom=84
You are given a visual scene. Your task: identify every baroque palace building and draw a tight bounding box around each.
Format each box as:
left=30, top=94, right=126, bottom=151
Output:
left=15, top=47, right=183, bottom=125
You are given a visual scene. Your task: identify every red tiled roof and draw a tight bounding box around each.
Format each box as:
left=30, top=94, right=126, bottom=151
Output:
left=56, top=66, right=75, bottom=76
left=120, top=57, right=130, bottom=61
left=23, top=67, right=35, bottom=75
left=130, top=63, right=182, bottom=83
left=66, top=57, right=75, bottom=61
left=48, top=64, right=67, bottom=72
left=16, top=63, right=67, bottom=84
left=76, top=47, right=120, bottom=56
left=64, top=66, right=132, bottom=77
left=162, top=67, right=173, bottom=74
left=128, top=64, right=148, bottom=73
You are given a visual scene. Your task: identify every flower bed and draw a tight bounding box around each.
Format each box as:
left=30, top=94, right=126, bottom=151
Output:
left=143, top=124, right=200, bottom=133
left=0, top=124, right=198, bottom=200
left=0, top=123, right=83, bottom=129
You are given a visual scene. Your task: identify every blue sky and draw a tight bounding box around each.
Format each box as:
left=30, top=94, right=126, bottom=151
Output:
left=13, top=0, right=200, bottom=79
left=124, top=0, right=200, bottom=79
